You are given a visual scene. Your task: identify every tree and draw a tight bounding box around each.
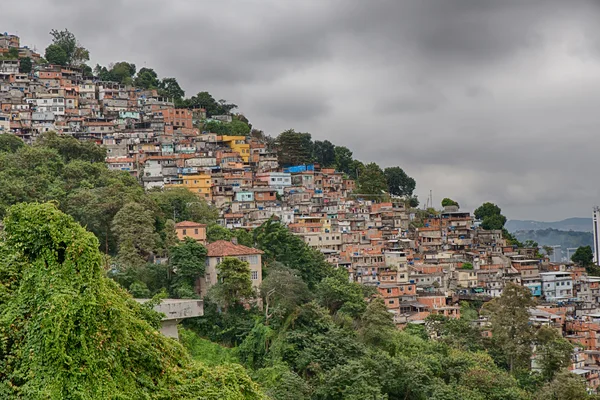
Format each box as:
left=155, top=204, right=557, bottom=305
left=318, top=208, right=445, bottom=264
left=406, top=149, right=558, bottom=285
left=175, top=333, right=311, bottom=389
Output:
left=158, top=77, right=185, bottom=103
left=524, top=239, right=539, bottom=249
left=149, top=187, right=218, bottom=225
left=542, top=245, right=554, bottom=257
left=474, top=202, right=503, bottom=220
left=481, top=214, right=507, bottom=230
left=316, top=270, right=367, bottom=317
left=261, top=267, right=311, bottom=324
left=474, top=202, right=501, bottom=220
left=253, top=218, right=334, bottom=289
left=482, top=283, right=536, bottom=372
left=49, top=28, right=89, bottom=65
left=535, top=326, right=573, bottom=381
left=571, top=245, right=594, bottom=267
left=0, top=134, right=24, bottom=153
left=112, top=202, right=157, bottom=269
left=18, top=57, right=32, bottom=73
left=534, top=370, right=590, bottom=400
left=357, top=162, right=388, bottom=200
left=384, top=166, right=416, bottom=197
left=0, top=202, right=264, bottom=399
left=275, top=129, right=313, bottom=166
left=36, top=131, right=106, bottom=163
left=44, top=44, right=68, bottom=65
left=169, top=237, right=207, bottom=298
left=184, top=91, right=237, bottom=116
left=334, top=146, right=354, bottom=175
left=441, top=198, right=459, bottom=208
left=203, top=120, right=231, bottom=134
left=7, top=47, right=19, bottom=59
left=209, top=257, right=255, bottom=311
left=110, top=61, right=137, bottom=84
left=313, top=140, right=336, bottom=167
left=358, top=298, right=396, bottom=348
left=134, top=67, right=159, bottom=89
left=229, top=119, right=251, bottom=136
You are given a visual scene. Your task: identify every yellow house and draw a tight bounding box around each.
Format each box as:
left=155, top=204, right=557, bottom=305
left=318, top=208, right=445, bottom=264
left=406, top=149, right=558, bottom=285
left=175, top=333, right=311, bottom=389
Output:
left=167, top=173, right=213, bottom=201
left=221, top=135, right=250, bottom=162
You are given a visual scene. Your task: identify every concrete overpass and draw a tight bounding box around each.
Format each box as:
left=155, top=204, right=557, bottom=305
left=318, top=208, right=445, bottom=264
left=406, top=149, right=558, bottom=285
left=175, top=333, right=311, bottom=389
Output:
left=136, top=298, right=203, bottom=339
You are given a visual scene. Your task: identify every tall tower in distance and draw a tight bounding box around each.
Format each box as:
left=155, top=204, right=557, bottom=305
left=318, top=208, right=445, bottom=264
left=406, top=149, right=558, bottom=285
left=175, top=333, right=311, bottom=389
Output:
left=594, top=206, right=600, bottom=265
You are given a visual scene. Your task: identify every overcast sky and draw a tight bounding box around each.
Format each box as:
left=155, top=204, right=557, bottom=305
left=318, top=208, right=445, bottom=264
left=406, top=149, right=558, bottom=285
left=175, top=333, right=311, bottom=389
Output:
left=3, top=0, right=599, bottom=221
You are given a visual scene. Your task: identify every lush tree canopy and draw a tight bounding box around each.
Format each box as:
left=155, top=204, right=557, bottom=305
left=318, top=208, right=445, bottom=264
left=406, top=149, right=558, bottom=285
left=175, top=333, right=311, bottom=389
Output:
left=441, top=198, right=459, bottom=208
left=384, top=166, right=416, bottom=197
left=44, top=44, right=68, bottom=65
left=275, top=129, right=314, bottom=167
left=0, top=202, right=264, bottom=399
left=357, top=162, right=388, bottom=200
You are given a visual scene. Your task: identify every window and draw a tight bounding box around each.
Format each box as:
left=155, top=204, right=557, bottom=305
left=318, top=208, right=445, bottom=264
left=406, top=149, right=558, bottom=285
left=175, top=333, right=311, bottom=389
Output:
left=387, top=288, right=392, bottom=294
left=389, top=300, right=395, bottom=305
left=182, top=229, right=187, bottom=235
left=251, top=271, right=258, bottom=280
left=194, top=229, right=198, bottom=235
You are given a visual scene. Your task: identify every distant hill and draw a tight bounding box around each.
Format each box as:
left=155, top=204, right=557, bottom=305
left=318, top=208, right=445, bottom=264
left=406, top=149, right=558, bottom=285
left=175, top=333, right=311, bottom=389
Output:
left=506, top=217, right=592, bottom=233
left=514, top=228, right=593, bottom=262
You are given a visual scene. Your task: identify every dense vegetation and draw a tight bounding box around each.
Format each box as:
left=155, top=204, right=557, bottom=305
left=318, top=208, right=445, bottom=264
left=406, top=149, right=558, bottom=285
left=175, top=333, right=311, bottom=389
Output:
left=0, top=132, right=219, bottom=298
left=0, top=203, right=264, bottom=399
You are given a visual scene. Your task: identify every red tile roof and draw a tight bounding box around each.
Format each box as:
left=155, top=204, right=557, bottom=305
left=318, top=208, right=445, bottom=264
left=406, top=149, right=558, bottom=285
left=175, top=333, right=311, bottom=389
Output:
left=206, top=240, right=263, bottom=257
left=175, top=221, right=207, bottom=228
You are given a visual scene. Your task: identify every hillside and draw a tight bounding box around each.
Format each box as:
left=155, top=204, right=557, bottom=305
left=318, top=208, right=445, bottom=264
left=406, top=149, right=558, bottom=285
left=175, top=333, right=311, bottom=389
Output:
left=506, top=217, right=592, bottom=233
left=514, top=228, right=593, bottom=260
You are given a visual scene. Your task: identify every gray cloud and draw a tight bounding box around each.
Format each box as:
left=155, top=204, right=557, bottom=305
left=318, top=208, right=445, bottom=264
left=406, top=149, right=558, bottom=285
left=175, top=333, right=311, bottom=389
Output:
left=3, top=0, right=600, bottom=220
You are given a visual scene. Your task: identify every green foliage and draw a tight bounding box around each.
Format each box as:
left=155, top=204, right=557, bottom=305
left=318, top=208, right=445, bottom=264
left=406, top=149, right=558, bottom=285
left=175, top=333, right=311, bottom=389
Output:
left=182, top=91, right=237, bottom=116
left=0, top=133, right=24, bottom=153
left=44, top=43, right=68, bottom=65
left=48, top=28, right=89, bottom=65
left=169, top=237, right=207, bottom=298
left=316, top=270, right=367, bottom=317
left=19, top=57, right=32, bottom=73
left=179, top=327, right=239, bottom=366
left=158, top=77, right=185, bottom=103
left=312, top=140, right=336, bottom=167
left=261, top=266, right=311, bottom=325
left=254, top=363, right=312, bottom=400
left=441, top=197, right=459, bottom=208
left=357, top=162, right=388, bottom=200
left=209, top=257, right=255, bottom=310
left=535, top=326, right=573, bottom=381
left=109, top=61, right=137, bottom=84
left=461, top=262, right=474, bottom=269
left=275, top=129, right=313, bottom=166
left=474, top=202, right=508, bottom=230
left=572, top=245, right=594, bottom=267
left=358, top=298, right=396, bottom=348
left=534, top=370, right=592, bottom=400
left=385, top=166, right=416, bottom=197
left=149, top=187, right=218, bottom=225
left=112, top=202, right=158, bottom=269
left=333, top=145, right=354, bottom=175
left=134, top=67, right=159, bottom=89
left=254, top=218, right=334, bottom=289
left=236, top=322, right=274, bottom=370
left=36, top=131, right=107, bottom=163
left=7, top=47, right=19, bottom=59
left=482, top=283, right=536, bottom=372
left=229, top=119, right=251, bottom=136
left=481, top=214, right=507, bottom=230
left=0, top=202, right=264, bottom=399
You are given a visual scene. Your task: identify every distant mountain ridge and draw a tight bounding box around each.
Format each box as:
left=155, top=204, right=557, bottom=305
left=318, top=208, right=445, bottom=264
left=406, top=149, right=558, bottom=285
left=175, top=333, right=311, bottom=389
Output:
left=506, top=217, right=592, bottom=233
